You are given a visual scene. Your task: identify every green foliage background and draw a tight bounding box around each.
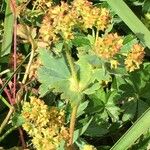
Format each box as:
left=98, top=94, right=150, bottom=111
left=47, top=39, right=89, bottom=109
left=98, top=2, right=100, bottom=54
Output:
left=1, top=0, right=150, bottom=150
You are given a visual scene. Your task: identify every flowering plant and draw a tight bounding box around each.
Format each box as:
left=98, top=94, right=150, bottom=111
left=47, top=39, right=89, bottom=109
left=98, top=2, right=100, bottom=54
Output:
left=1, top=0, right=150, bottom=150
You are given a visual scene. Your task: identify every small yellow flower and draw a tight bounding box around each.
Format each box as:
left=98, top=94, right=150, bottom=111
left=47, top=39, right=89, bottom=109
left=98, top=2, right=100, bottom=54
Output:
left=21, top=97, right=69, bottom=150
left=110, top=60, right=119, bottom=69
left=125, top=44, right=145, bottom=72
left=95, top=33, right=123, bottom=59
left=72, top=0, right=111, bottom=31
left=32, top=0, right=52, bottom=11
left=96, top=8, right=111, bottom=31
left=39, top=0, right=111, bottom=46
left=82, top=144, right=97, bottom=150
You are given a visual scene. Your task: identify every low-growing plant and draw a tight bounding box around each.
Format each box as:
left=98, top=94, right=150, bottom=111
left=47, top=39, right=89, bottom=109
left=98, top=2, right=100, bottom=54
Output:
left=0, top=0, right=150, bottom=150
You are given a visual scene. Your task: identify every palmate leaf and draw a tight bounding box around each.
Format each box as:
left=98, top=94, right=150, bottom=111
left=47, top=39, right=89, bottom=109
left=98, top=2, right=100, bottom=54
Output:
left=38, top=49, right=108, bottom=106
left=38, top=49, right=82, bottom=106
left=88, top=88, right=120, bottom=122
left=143, top=0, right=150, bottom=13
left=122, top=99, right=149, bottom=122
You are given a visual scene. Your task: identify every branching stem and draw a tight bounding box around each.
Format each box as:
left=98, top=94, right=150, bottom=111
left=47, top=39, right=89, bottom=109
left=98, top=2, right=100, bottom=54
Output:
left=22, top=29, right=37, bottom=84
left=0, top=107, right=14, bottom=134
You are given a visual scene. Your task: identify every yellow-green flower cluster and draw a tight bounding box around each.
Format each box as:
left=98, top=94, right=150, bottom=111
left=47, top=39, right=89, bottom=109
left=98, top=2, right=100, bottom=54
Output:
left=82, top=144, right=97, bottom=150
left=125, top=44, right=145, bottom=72
left=110, top=59, right=119, bottom=69
left=39, top=1, right=76, bottom=45
left=33, top=0, right=52, bottom=11
left=95, top=33, right=123, bottom=59
left=72, top=0, right=111, bottom=30
left=39, top=0, right=111, bottom=46
left=21, top=97, right=69, bottom=150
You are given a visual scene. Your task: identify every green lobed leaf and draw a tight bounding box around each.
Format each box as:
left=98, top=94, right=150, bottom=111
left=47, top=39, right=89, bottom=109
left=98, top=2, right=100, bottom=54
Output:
left=105, top=91, right=121, bottom=122
left=84, top=120, right=109, bottom=137
left=142, top=0, right=150, bottom=13
left=11, top=113, right=25, bottom=127
left=38, top=50, right=82, bottom=105
left=77, top=100, right=89, bottom=118
left=38, top=50, right=110, bottom=106
left=120, top=35, right=138, bottom=54
left=38, top=49, right=83, bottom=106
left=73, top=117, right=93, bottom=142
left=88, top=88, right=120, bottom=122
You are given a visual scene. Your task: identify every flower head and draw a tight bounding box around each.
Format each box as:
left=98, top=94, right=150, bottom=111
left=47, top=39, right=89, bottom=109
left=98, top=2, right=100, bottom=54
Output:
left=39, top=0, right=111, bottom=47
left=72, top=0, right=111, bottom=30
left=125, top=44, right=145, bottom=72
left=95, top=33, right=123, bottom=59
left=21, top=97, right=69, bottom=150
left=110, top=59, right=119, bottom=69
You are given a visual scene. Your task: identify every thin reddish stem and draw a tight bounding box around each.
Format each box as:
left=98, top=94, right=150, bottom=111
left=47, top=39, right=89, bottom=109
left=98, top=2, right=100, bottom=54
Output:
left=4, top=88, right=13, bottom=105
left=18, top=128, right=26, bottom=148
left=11, top=0, right=17, bottom=104
left=0, top=79, right=13, bottom=105
left=10, top=0, right=26, bottom=148
left=10, top=0, right=17, bottom=104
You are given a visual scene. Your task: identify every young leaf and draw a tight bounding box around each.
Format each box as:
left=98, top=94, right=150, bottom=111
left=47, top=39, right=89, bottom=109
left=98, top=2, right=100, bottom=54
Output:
left=142, top=0, right=150, bottom=13
left=73, top=117, right=93, bottom=143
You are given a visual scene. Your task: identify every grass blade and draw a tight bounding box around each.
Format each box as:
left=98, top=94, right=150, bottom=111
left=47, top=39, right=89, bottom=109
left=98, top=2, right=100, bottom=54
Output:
left=0, top=52, right=31, bottom=95
left=1, top=0, right=14, bottom=56
left=0, top=52, right=30, bottom=108
left=106, top=0, right=150, bottom=49
left=111, top=108, right=150, bottom=150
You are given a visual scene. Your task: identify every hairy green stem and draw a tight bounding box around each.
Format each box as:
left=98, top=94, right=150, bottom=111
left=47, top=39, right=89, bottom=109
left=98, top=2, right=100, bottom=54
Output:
left=69, top=104, right=79, bottom=146
left=64, top=43, right=79, bottom=147
left=0, top=52, right=31, bottom=97
left=95, top=29, right=99, bottom=45
left=0, top=53, right=31, bottom=144
left=0, top=95, right=12, bottom=109
left=0, top=53, right=30, bottom=142
left=92, top=28, right=95, bottom=37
